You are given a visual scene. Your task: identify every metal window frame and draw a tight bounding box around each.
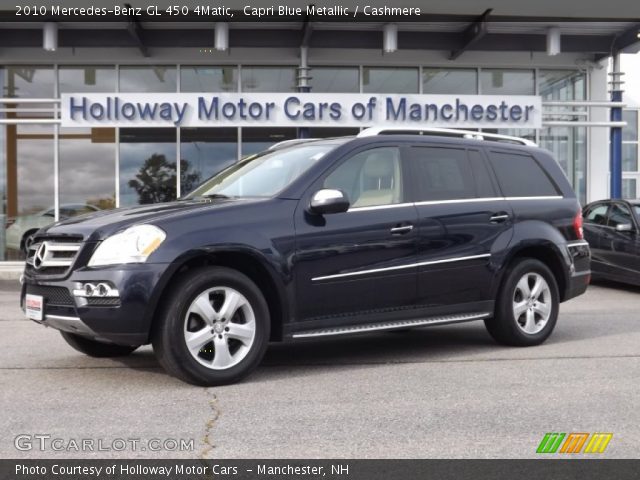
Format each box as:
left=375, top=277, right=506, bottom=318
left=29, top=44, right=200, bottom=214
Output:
left=0, top=62, right=612, bottom=236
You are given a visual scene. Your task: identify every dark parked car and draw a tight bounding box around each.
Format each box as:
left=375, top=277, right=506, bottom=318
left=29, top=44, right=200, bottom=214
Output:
left=20, top=128, right=591, bottom=386
left=583, top=199, right=640, bottom=286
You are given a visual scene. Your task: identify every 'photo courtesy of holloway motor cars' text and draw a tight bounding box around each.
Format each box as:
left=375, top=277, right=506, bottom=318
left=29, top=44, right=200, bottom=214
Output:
left=1, top=0, right=640, bottom=479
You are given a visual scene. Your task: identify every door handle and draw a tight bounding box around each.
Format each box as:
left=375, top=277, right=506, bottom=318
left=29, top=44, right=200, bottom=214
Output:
left=390, top=225, right=414, bottom=235
left=489, top=213, right=510, bottom=223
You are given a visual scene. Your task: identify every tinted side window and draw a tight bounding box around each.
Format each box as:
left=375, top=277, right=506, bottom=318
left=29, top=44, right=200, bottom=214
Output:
left=584, top=204, right=608, bottom=225
left=468, top=150, right=498, bottom=198
left=608, top=203, right=634, bottom=228
left=487, top=151, right=559, bottom=197
left=407, top=147, right=476, bottom=201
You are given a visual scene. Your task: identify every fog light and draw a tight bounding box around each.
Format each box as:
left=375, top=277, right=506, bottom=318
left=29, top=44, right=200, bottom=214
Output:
left=73, top=282, right=119, bottom=298
left=84, top=283, right=95, bottom=296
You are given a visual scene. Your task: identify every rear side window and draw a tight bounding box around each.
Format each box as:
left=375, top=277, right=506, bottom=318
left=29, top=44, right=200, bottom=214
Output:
left=487, top=151, right=559, bottom=197
left=584, top=204, right=608, bottom=225
left=407, top=147, right=495, bottom=201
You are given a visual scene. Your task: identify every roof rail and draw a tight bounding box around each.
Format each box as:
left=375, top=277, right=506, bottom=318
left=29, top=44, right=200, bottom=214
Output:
left=357, top=127, right=537, bottom=146
left=267, top=138, right=320, bottom=150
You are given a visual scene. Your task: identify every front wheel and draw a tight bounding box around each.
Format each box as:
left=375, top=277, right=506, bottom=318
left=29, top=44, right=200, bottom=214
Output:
left=485, top=258, right=559, bottom=346
left=60, top=332, right=138, bottom=357
left=152, top=267, right=270, bottom=386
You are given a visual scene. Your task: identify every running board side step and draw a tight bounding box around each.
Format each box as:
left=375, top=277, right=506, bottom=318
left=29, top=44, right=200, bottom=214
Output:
left=290, top=312, right=491, bottom=339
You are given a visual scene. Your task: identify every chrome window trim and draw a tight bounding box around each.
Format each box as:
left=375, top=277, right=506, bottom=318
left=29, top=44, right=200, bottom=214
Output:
left=504, top=196, right=563, bottom=200
left=347, top=196, right=564, bottom=212
left=348, top=203, right=413, bottom=212
left=312, top=253, right=491, bottom=282
left=414, top=197, right=504, bottom=207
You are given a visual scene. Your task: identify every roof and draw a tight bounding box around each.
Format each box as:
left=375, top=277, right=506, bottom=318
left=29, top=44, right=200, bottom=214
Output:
left=0, top=2, right=638, bottom=59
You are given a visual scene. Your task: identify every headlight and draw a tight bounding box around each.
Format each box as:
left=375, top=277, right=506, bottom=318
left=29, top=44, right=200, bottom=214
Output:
left=88, top=225, right=166, bottom=267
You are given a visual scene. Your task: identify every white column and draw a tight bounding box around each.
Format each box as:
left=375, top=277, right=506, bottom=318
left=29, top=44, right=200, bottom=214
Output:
left=587, top=59, right=610, bottom=202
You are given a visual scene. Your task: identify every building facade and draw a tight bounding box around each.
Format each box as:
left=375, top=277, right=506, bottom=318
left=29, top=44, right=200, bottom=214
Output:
left=1, top=5, right=639, bottom=263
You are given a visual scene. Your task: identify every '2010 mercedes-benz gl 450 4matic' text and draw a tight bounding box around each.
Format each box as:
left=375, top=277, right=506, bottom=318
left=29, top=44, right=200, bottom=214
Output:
left=21, top=128, right=591, bottom=385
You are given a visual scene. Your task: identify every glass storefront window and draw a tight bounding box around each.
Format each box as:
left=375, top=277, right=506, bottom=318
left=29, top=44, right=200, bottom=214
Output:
left=60, top=128, right=116, bottom=210
left=241, top=128, right=296, bottom=157
left=2, top=67, right=55, bottom=260
left=4, top=125, right=55, bottom=259
left=180, top=128, right=238, bottom=195
left=308, top=128, right=360, bottom=138
left=539, top=70, right=586, bottom=101
left=485, top=128, right=536, bottom=143
left=423, top=68, right=477, bottom=94
left=623, top=144, right=638, bottom=172
left=310, top=67, right=359, bottom=93
left=480, top=69, right=534, bottom=95
left=180, top=67, right=237, bottom=92
left=622, top=178, right=637, bottom=199
left=540, top=126, right=587, bottom=205
left=119, top=66, right=177, bottom=92
left=0, top=126, right=5, bottom=260
left=59, top=66, right=116, bottom=93
left=119, top=128, right=177, bottom=206
left=2, top=66, right=54, bottom=98
left=623, top=110, right=638, bottom=142
left=363, top=67, right=419, bottom=93
left=241, top=67, right=296, bottom=92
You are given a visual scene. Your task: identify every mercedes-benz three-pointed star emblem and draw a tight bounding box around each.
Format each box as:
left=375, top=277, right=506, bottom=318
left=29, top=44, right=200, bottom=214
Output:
left=33, top=243, right=47, bottom=270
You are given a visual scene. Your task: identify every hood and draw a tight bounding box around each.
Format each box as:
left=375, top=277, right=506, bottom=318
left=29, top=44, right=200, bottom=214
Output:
left=38, top=197, right=257, bottom=241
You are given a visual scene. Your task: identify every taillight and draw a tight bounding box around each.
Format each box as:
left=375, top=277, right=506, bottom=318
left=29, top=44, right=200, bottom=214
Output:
left=5, top=218, right=15, bottom=229
left=573, top=211, right=584, bottom=240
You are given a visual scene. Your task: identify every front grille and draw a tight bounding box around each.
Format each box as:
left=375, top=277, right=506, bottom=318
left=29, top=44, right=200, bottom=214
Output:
left=26, top=284, right=74, bottom=306
left=25, top=237, right=83, bottom=276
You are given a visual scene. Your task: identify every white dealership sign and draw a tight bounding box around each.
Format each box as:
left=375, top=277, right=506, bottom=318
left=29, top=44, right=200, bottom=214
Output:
left=61, top=93, right=542, bottom=129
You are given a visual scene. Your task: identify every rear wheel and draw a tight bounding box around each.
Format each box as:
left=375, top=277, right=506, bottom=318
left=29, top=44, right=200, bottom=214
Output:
left=485, top=258, right=559, bottom=346
left=60, top=332, right=138, bottom=357
left=152, top=267, right=270, bottom=386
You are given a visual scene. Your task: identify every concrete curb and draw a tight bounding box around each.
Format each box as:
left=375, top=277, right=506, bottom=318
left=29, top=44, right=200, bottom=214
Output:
left=0, top=262, right=23, bottom=281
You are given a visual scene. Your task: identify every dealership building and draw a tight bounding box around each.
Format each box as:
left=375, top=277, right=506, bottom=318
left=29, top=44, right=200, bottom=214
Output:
left=0, top=1, right=639, bottom=265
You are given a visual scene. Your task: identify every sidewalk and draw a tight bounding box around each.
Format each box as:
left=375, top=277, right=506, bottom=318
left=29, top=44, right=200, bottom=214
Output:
left=0, top=262, right=23, bottom=281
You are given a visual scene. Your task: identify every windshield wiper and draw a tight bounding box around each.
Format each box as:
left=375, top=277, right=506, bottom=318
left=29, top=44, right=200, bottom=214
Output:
left=200, top=193, right=232, bottom=200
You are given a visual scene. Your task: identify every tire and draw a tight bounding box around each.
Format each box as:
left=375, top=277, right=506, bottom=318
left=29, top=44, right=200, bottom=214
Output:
left=152, top=266, right=270, bottom=386
left=484, top=258, right=559, bottom=347
left=60, top=331, right=138, bottom=357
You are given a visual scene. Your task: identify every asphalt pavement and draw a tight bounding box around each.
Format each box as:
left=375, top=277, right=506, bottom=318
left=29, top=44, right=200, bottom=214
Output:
left=0, top=279, right=638, bottom=459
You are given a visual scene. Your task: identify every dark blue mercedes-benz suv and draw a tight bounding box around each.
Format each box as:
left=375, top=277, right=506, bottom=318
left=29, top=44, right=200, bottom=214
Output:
left=21, top=128, right=591, bottom=385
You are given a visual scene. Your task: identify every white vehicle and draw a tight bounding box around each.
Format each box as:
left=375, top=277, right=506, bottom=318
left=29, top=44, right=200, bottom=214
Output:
left=5, top=204, right=100, bottom=253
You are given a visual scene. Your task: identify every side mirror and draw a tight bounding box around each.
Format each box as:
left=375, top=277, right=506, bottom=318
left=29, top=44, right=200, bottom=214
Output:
left=615, top=223, right=634, bottom=233
left=309, top=189, right=350, bottom=215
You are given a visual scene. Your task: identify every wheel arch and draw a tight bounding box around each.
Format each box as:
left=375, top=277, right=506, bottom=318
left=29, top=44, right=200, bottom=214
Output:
left=496, top=242, right=569, bottom=302
left=147, top=249, right=288, bottom=343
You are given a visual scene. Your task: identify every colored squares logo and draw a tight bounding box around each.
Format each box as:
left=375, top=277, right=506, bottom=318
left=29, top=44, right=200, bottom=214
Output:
left=537, top=432, right=612, bottom=454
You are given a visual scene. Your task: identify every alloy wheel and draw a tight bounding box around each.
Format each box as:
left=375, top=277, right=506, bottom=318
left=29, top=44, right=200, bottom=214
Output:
left=512, top=272, right=552, bottom=335
left=183, top=286, right=256, bottom=370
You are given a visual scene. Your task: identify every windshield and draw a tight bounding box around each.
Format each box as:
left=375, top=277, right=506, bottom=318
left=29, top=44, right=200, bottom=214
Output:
left=634, top=205, right=640, bottom=217
left=186, top=143, right=338, bottom=199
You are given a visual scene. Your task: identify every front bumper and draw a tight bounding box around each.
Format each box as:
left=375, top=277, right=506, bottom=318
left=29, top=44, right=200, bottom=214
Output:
left=20, top=263, right=171, bottom=346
